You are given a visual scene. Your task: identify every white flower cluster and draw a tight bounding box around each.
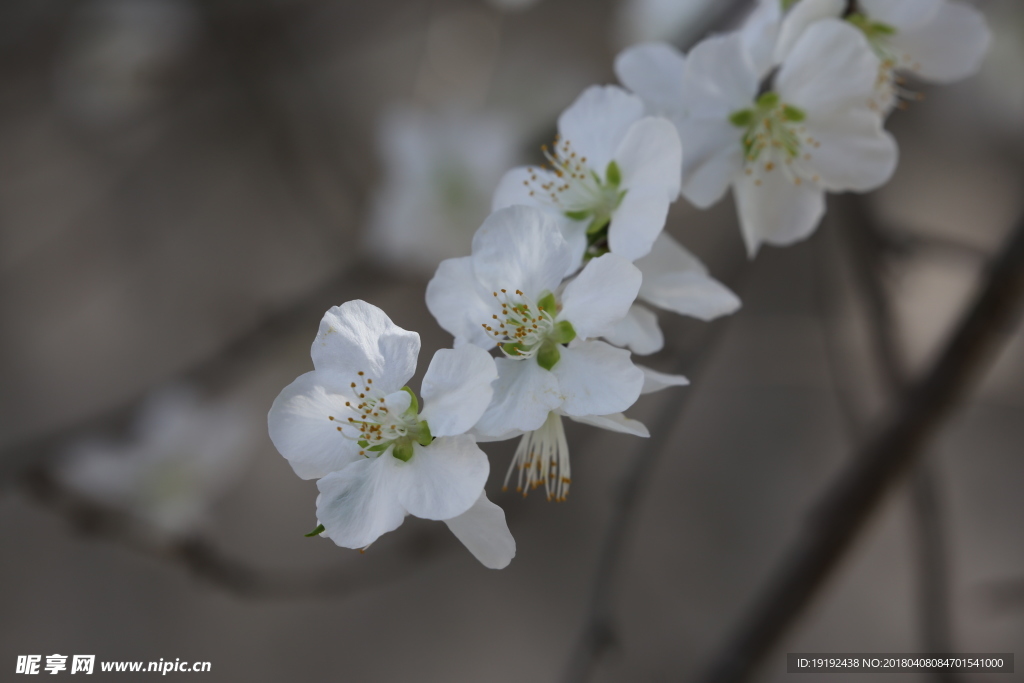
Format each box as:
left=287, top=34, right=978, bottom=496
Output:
left=268, top=0, right=989, bottom=568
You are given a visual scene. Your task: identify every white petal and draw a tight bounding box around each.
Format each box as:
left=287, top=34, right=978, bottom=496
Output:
left=443, top=492, right=516, bottom=569
left=684, top=32, right=760, bottom=114
left=607, top=187, right=673, bottom=261
left=474, top=358, right=563, bottom=436
left=420, top=346, right=498, bottom=437
left=552, top=340, right=644, bottom=417
left=470, top=205, right=574, bottom=302
left=777, top=19, right=879, bottom=116
left=559, top=253, right=642, bottom=339
left=888, top=1, right=991, bottom=83
left=616, top=117, right=682, bottom=199
left=426, top=256, right=496, bottom=349
left=316, top=456, right=407, bottom=549
left=395, top=435, right=489, bottom=521
left=603, top=303, right=665, bottom=356
left=860, top=0, right=942, bottom=32
left=636, top=234, right=741, bottom=320
left=614, top=42, right=688, bottom=118
left=679, top=118, right=744, bottom=209
left=491, top=166, right=546, bottom=212
left=740, top=0, right=782, bottom=78
left=805, top=110, right=898, bottom=192
left=311, top=300, right=420, bottom=394
left=268, top=370, right=362, bottom=480
left=773, top=0, right=845, bottom=64
left=557, top=85, right=645, bottom=172
left=637, top=364, right=690, bottom=394
left=566, top=412, right=650, bottom=437
left=735, top=170, right=825, bottom=257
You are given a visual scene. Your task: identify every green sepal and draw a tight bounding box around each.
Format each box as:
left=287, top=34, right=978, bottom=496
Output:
left=565, top=209, right=591, bottom=221
left=357, top=439, right=369, bottom=448
left=605, top=160, right=622, bottom=188
left=400, top=386, right=419, bottom=417
left=781, top=0, right=799, bottom=11
left=729, top=109, right=754, bottom=128
left=756, top=91, right=780, bottom=109
left=304, top=524, right=325, bottom=537
left=536, top=341, right=561, bottom=370
left=416, top=420, right=433, bottom=447
left=537, top=291, right=558, bottom=315
left=392, top=437, right=415, bottom=462
left=551, top=320, right=576, bottom=344
left=502, top=342, right=527, bottom=357
left=366, top=443, right=390, bottom=452
left=586, top=214, right=611, bottom=236
left=782, top=104, right=806, bottom=122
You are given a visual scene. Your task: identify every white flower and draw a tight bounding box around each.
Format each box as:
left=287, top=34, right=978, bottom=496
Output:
left=622, top=20, right=897, bottom=256
left=739, top=0, right=847, bottom=77
left=268, top=300, right=515, bottom=569
left=57, top=386, right=251, bottom=535
left=366, top=108, right=521, bottom=274
left=604, top=232, right=741, bottom=354
left=492, top=85, right=682, bottom=264
left=847, top=0, right=992, bottom=114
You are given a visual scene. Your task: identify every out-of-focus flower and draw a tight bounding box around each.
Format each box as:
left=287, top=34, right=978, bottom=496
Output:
left=57, top=386, right=251, bottom=536
left=366, top=108, right=521, bottom=275
left=427, top=206, right=647, bottom=500
left=54, top=0, right=199, bottom=126
left=268, top=300, right=515, bottom=568
left=622, top=21, right=897, bottom=256
left=493, top=85, right=682, bottom=264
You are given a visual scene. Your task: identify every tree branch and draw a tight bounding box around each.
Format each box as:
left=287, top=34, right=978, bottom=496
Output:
left=698, top=206, right=1024, bottom=683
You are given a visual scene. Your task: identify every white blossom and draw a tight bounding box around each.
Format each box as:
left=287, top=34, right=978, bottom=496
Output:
left=57, top=386, right=251, bottom=535
left=268, top=300, right=515, bottom=568
left=492, top=85, right=682, bottom=264
left=621, top=20, right=897, bottom=256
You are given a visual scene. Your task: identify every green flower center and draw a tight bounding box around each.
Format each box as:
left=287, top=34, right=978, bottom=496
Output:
left=480, top=289, right=576, bottom=370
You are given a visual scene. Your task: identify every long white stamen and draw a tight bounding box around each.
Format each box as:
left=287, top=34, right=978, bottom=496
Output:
left=503, top=412, right=572, bottom=502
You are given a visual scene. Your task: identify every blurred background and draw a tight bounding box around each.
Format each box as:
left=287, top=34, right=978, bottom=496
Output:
left=1, top=0, right=1023, bottom=680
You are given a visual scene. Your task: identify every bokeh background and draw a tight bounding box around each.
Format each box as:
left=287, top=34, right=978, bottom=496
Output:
left=1, top=0, right=1023, bottom=681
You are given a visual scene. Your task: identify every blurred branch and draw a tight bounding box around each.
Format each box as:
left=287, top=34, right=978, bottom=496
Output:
left=698, top=205, right=1024, bottom=683
left=837, top=194, right=960, bottom=680
left=24, top=462, right=451, bottom=600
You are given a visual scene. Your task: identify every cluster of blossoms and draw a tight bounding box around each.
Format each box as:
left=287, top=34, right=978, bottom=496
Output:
left=268, top=0, right=989, bottom=568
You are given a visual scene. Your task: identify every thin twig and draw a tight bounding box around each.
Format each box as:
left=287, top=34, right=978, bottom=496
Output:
left=837, top=194, right=960, bottom=679
left=698, top=207, right=1024, bottom=683
left=24, top=463, right=452, bottom=600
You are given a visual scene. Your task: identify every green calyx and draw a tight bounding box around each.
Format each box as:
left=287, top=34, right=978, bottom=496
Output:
left=304, top=523, right=325, bottom=537
left=780, top=0, right=800, bottom=11
left=535, top=321, right=576, bottom=370
left=846, top=13, right=897, bottom=42
left=401, top=386, right=419, bottom=417
left=730, top=91, right=807, bottom=163
left=537, top=291, right=558, bottom=315
left=536, top=341, right=561, bottom=371
left=551, top=320, right=576, bottom=344
left=563, top=160, right=627, bottom=250
left=391, top=419, right=433, bottom=461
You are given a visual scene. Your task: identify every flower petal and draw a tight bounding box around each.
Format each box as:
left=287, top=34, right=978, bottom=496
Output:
left=607, top=187, right=674, bottom=261
left=443, top=492, right=516, bottom=569
left=557, top=85, right=644, bottom=172
left=889, top=1, right=991, bottom=83
left=603, top=303, right=665, bottom=355
left=316, top=456, right=407, bottom=549
left=552, top=340, right=644, bottom=416
left=680, top=121, right=745, bottom=209
left=311, top=300, right=420, bottom=394
left=566, top=412, right=650, bottom=437
left=637, top=364, right=690, bottom=394
left=636, top=233, right=741, bottom=320
left=860, top=0, right=942, bottom=32
left=268, top=370, right=362, bottom=480
left=491, top=166, right=545, bottom=211
left=559, top=253, right=642, bottom=339
left=777, top=19, right=879, bottom=115
left=735, top=169, right=825, bottom=257
left=420, top=346, right=498, bottom=437
left=474, top=358, right=563, bottom=436
left=740, top=0, right=782, bottom=77
left=805, top=109, right=898, bottom=192
left=616, top=117, right=682, bottom=197
left=614, top=42, right=688, bottom=119
left=684, top=32, right=760, bottom=114
left=470, top=205, right=574, bottom=302
left=773, top=0, right=845, bottom=64
left=395, top=435, right=489, bottom=521
left=426, top=256, right=497, bottom=349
